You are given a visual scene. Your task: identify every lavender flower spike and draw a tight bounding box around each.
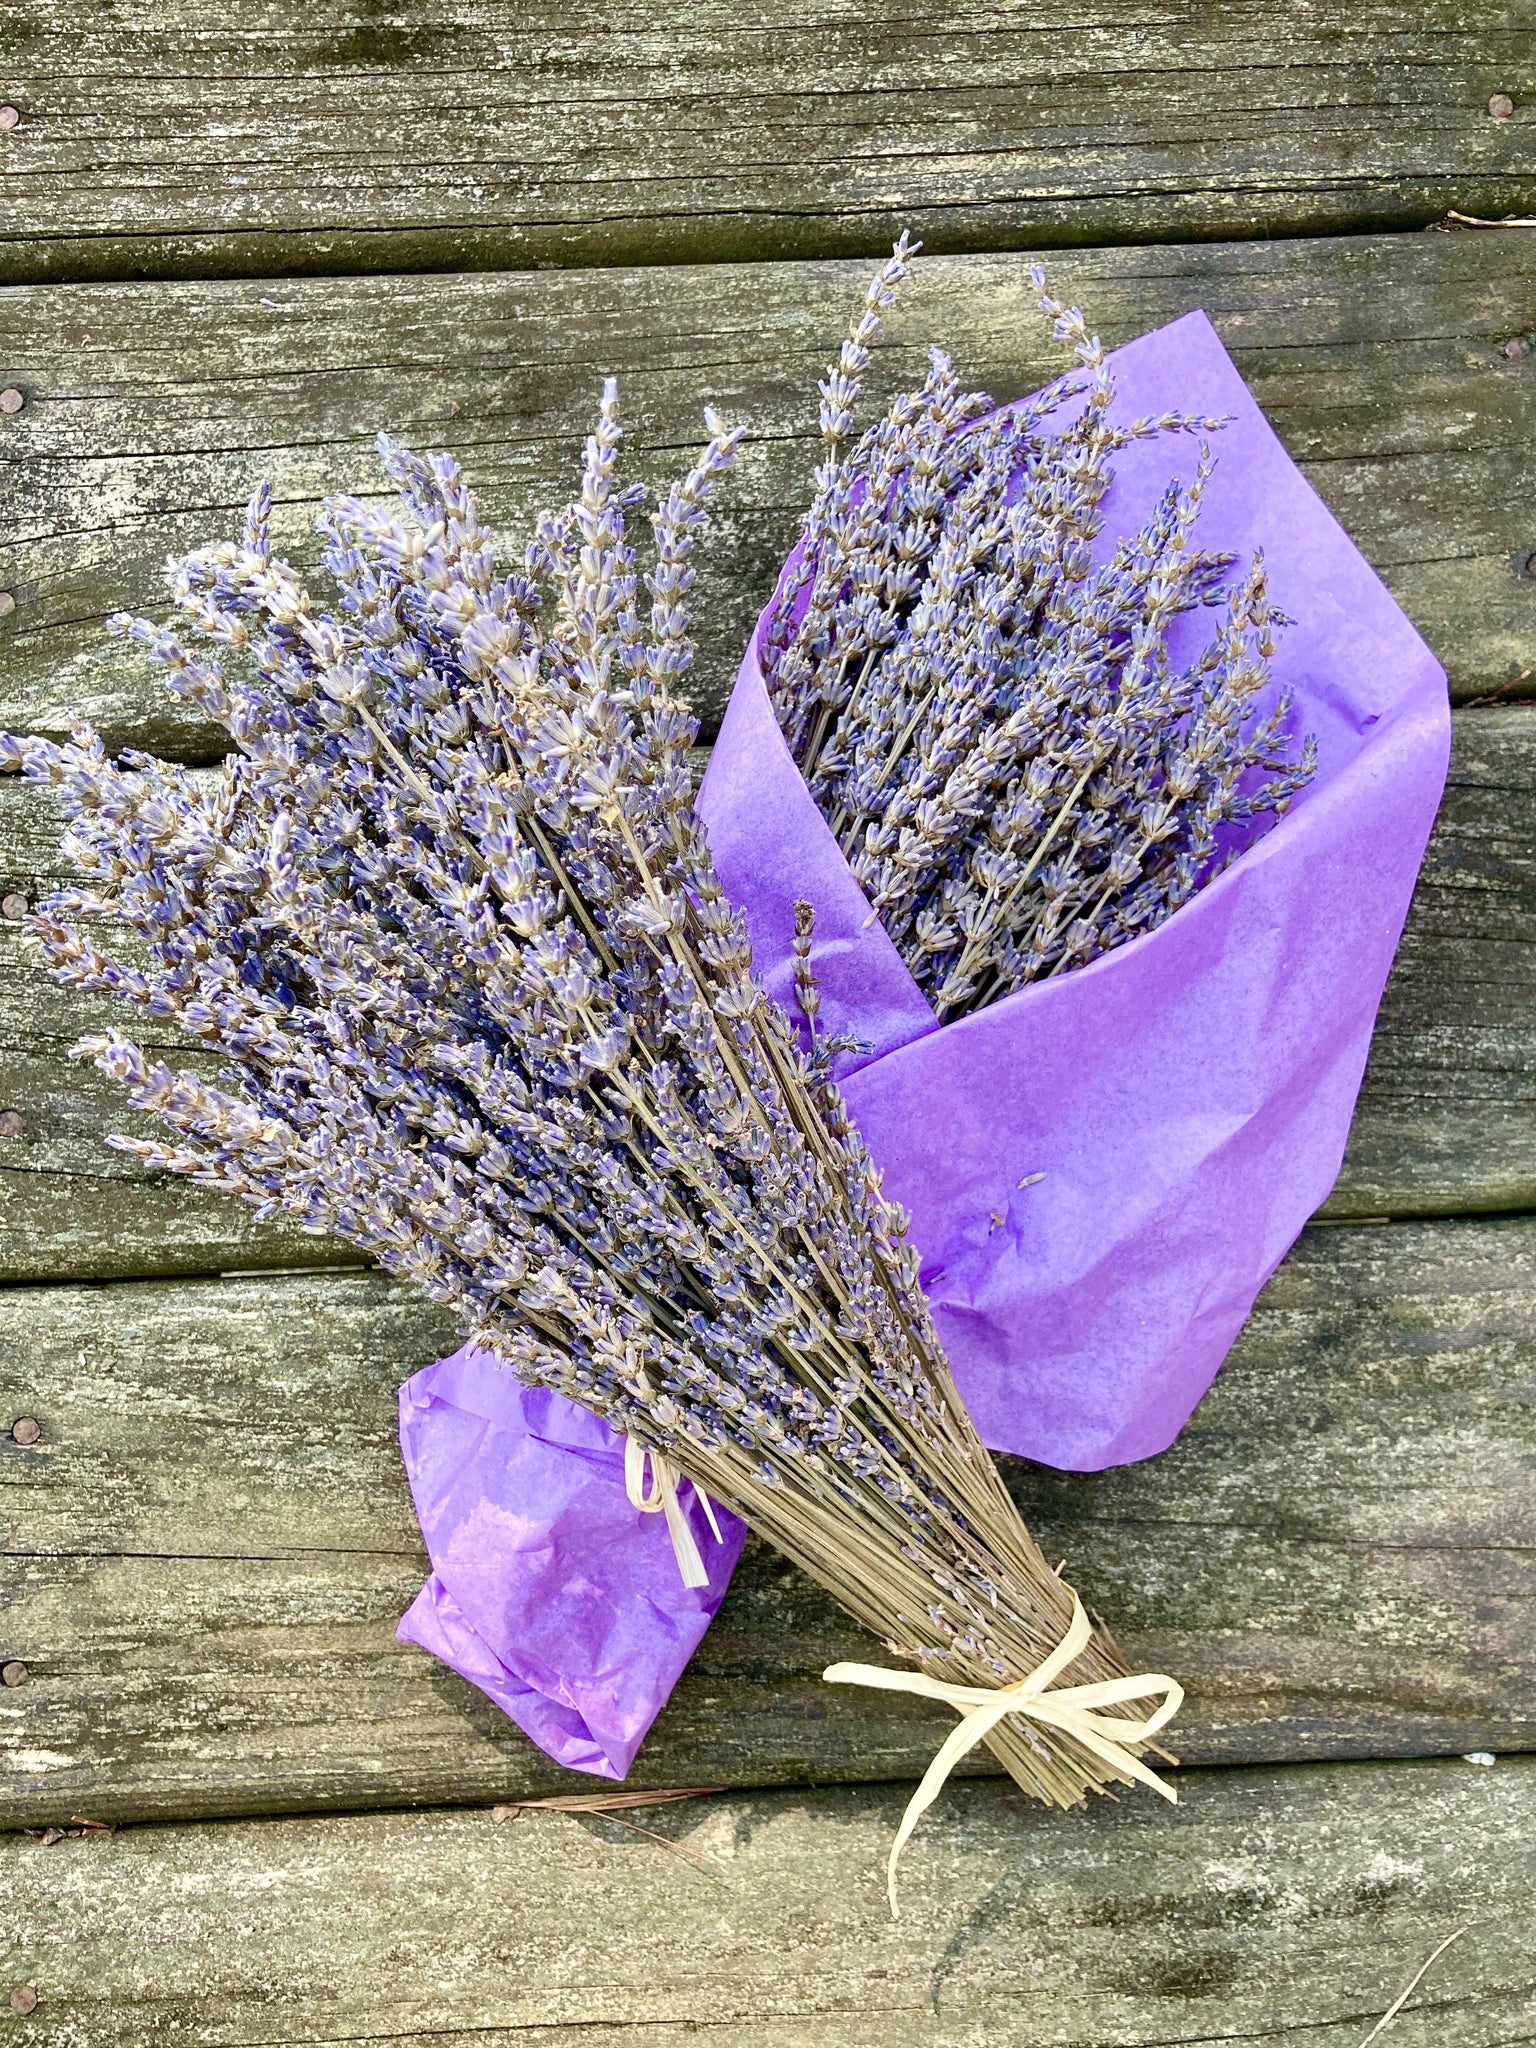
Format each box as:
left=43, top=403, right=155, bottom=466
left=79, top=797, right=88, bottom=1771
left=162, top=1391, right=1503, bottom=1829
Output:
left=764, top=252, right=1315, bottom=1015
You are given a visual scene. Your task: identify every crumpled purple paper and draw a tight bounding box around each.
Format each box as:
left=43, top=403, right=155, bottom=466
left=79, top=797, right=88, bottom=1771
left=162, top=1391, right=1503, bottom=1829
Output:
left=398, top=308, right=1450, bottom=1771
left=397, top=1344, right=745, bottom=1777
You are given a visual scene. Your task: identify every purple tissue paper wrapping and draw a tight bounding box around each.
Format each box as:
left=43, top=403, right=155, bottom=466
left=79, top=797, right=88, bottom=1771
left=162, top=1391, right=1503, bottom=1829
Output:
left=398, top=1345, right=746, bottom=1778
left=398, top=308, right=1450, bottom=1773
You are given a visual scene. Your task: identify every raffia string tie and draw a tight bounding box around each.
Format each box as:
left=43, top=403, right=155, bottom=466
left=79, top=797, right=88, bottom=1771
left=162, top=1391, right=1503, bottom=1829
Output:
left=624, top=1438, right=724, bottom=1590
left=824, top=1591, right=1184, bottom=1917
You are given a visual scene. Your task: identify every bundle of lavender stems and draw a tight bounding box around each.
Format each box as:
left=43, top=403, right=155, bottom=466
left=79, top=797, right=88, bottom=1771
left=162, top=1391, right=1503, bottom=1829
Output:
left=766, top=239, right=1317, bottom=1018
left=2, top=389, right=1176, bottom=1871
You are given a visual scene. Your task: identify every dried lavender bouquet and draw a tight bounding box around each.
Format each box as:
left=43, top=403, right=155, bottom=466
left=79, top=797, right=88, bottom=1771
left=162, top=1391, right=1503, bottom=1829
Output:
left=765, top=241, right=1317, bottom=1018
left=3, top=395, right=1177, bottom=1897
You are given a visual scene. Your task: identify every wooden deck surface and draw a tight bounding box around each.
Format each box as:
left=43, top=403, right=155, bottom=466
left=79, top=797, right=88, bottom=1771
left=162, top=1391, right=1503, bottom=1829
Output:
left=3, top=1, right=1534, bottom=284
left=7, top=1763, right=1533, bottom=2045
left=2, top=9, right=1535, bottom=2041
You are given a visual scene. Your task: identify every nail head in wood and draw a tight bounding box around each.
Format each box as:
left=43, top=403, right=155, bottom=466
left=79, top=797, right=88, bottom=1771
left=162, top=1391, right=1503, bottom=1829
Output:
left=11, top=1416, right=40, bottom=1445
left=1, top=893, right=28, bottom=919
left=0, top=107, right=19, bottom=133
left=7, top=1986, right=38, bottom=2017
left=1, top=1661, right=30, bottom=1688
left=1505, top=337, right=1531, bottom=359
left=0, top=1111, right=24, bottom=1140
left=0, top=592, right=15, bottom=616
left=0, top=388, right=22, bottom=415
left=1489, top=92, right=1515, bottom=119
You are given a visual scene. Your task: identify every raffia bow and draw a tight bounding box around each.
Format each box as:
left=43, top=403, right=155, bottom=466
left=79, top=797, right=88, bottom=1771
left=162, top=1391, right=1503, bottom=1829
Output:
left=824, top=1591, right=1183, bottom=1916
left=624, top=1438, right=724, bottom=1590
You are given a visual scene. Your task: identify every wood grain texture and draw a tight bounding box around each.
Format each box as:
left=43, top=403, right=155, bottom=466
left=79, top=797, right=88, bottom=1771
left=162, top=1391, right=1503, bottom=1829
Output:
left=2, top=1214, right=1531, bottom=1828
left=3, top=234, right=1536, bottom=765
left=4, top=707, right=1534, bottom=1283
left=1333, top=703, right=1536, bottom=1219
left=2, top=1760, right=1531, bottom=2044
left=1, top=1, right=1535, bottom=287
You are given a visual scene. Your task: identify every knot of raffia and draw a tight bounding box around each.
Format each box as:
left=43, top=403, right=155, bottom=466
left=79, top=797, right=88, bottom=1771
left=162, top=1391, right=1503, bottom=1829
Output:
left=824, top=1591, right=1183, bottom=1916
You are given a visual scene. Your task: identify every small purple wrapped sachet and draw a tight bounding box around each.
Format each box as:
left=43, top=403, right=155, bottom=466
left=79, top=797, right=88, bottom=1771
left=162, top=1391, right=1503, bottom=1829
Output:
left=397, top=1344, right=746, bottom=1778
left=398, top=305, right=1449, bottom=1776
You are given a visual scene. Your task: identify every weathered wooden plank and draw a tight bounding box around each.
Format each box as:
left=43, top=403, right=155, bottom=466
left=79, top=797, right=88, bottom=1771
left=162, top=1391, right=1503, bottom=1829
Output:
left=0, top=1, right=1534, bottom=288
left=2, top=1215, right=1531, bottom=1828
left=0, top=909, right=379, bottom=1282
left=3, top=706, right=1532, bottom=1282
left=1330, top=703, right=1536, bottom=1219
left=2, top=235, right=1536, bottom=765
left=2, top=1760, right=1530, bottom=2045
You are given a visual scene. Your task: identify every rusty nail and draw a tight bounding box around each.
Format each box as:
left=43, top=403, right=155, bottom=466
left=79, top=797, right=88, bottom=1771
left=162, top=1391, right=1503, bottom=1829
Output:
left=1, top=1660, right=30, bottom=1688
left=0, top=388, right=21, bottom=415
left=7, top=1985, right=38, bottom=2017
left=11, top=1417, right=40, bottom=1445
left=0, top=592, right=15, bottom=616
left=0, top=107, right=19, bottom=133
left=0, top=1111, right=21, bottom=1140
left=1489, top=92, right=1515, bottom=119
left=1505, top=337, right=1531, bottom=359
left=1, top=893, right=28, bottom=919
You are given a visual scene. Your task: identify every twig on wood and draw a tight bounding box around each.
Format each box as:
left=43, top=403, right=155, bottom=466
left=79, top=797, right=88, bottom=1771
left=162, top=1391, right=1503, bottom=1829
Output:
left=1465, top=667, right=1534, bottom=709
left=1437, top=209, right=1536, bottom=229
left=25, top=1818, right=115, bottom=1846
left=1356, top=1927, right=1466, bottom=2047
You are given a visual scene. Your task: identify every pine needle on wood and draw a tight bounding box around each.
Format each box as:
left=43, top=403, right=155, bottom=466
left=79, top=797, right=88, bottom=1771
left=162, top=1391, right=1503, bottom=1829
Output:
left=495, top=1788, right=728, bottom=1880
left=492, top=1787, right=718, bottom=1815
left=1356, top=1927, right=1467, bottom=2048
